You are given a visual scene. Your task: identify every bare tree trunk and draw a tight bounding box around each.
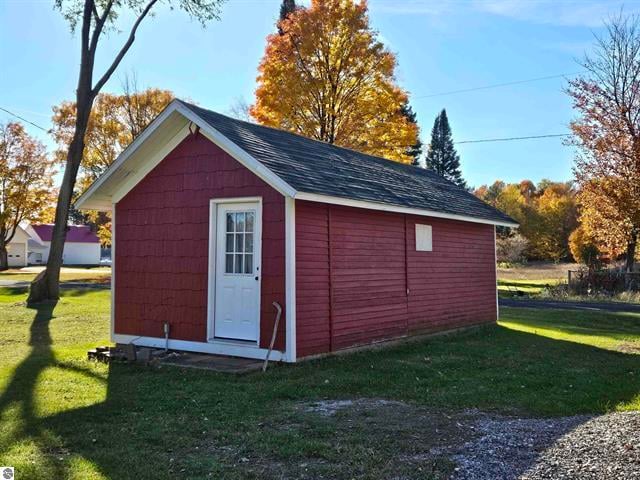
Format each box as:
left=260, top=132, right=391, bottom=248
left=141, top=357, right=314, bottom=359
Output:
left=26, top=0, right=173, bottom=302
left=28, top=103, right=92, bottom=302
left=626, top=229, right=638, bottom=273
left=0, top=240, right=8, bottom=271
left=28, top=30, right=95, bottom=303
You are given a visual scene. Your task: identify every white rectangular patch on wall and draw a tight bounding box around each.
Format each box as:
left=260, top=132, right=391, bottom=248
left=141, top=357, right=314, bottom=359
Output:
left=415, top=224, right=433, bottom=251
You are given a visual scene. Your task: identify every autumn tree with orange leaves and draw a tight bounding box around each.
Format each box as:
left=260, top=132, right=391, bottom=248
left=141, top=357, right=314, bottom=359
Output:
left=475, top=179, right=578, bottom=262
left=251, top=0, right=419, bottom=164
left=52, top=84, right=174, bottom=246
left=0, top=123, right=55, bottom=270
left=567, top=14, right=640, bottom=275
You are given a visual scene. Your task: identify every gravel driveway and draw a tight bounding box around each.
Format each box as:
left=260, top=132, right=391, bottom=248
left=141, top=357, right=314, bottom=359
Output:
left=296, top=399, right=640, bottom=479
left=452, top=411, right=640, bottom=479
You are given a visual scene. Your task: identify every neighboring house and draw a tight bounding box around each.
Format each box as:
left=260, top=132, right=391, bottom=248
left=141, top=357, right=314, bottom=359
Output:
left=5, top=225, right=30, bottom=267
left=25, top=224, right=101, bottom=266
left=76, top=99, right=516, bottom=363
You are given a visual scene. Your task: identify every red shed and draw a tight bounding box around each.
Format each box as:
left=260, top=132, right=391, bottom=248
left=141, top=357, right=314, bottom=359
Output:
left=76, top=100, right=516, bottom=362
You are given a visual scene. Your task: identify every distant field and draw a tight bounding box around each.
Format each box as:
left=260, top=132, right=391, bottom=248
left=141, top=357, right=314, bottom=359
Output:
left=0, top=267, right=111, bottom=284
left=497, top=262, right=577, bottom=281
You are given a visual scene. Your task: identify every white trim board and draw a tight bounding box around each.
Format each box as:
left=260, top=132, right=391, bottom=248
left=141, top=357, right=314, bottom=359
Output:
left=113, top=334, right=285, bottom=362
left=284, top=197, right=297, bottom=362
left=294, top=192, right=518, bottom=228
left=111, top=124, right=191, bottom=204
left=75, top=105, right=188, bottom=211
left=110, top=204, right=116, bottom=341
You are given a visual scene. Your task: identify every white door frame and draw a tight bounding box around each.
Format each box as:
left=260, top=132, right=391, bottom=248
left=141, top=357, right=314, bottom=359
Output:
left=212, top=199, right=262, bottom=342
left=207, top=197, right=263, bottom=345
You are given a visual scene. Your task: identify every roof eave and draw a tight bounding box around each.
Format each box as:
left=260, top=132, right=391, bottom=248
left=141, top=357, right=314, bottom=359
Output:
left=74, top=99, right=298, bottom=212
left=294, top=192, right=519, bottom=228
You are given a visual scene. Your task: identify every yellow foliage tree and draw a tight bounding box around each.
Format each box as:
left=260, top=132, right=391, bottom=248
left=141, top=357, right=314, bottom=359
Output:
left=51, top=86, right=174, bottom=246
left=52, top=86, right=175, bottom=182
left=567, top=14, right=640, bottom=273
left=251, top=0, right=419, bottom=163
left=569, top=224, right=601, bottom=268
left=475, top=179, right=578, bottom=261
left=0, top=123, right=55, bottom=270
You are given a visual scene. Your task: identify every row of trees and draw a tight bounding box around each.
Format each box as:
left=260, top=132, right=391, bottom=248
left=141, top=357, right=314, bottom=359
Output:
left=480, top=13, right=640, bottom=275
left=475, top=180, right=579, bottom=262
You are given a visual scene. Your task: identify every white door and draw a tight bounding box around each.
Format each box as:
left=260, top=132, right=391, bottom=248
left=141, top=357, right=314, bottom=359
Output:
left=214, top=202, right=261, bottom=341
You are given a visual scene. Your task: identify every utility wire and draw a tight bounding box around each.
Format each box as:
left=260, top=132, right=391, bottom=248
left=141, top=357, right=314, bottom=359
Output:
left=455, top=133, right=571, bottom=144
left=0, top=106, right=50, bottom=132
left=415, top=72, right=583, bottom=99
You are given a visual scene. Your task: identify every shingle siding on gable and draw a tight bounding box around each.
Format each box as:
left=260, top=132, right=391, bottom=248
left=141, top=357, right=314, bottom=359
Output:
left=115, top=133, right=286, bottom=349
left=295, top=200, right=497, bottom=358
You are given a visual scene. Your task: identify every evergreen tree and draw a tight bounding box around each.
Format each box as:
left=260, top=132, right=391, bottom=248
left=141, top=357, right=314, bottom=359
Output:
left=425, top=109, right=466, bottom=187
left=278, top=0, right=297, bottom=34
left=400, top=102, right=423, bottom=166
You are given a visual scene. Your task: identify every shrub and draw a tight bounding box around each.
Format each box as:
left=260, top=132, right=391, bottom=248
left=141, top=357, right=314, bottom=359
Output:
left=569, top=226, right=601, bottom=269
left=496, top=233, right=528, bottom=264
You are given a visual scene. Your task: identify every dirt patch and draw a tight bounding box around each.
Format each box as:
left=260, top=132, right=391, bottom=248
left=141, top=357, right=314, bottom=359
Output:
left=618, top=341, right=640, bottom=354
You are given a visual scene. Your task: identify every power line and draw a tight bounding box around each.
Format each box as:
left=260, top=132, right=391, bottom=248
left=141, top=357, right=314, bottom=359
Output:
left=414, top=72, right=583, bottom=99
left=0, top=106, right=50, bottom=132
left=455, top=133, right=571, bottom=144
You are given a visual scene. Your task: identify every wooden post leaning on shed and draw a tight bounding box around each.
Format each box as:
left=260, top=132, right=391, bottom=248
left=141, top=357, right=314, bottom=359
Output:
left=263, top=301, right=283, bottom=372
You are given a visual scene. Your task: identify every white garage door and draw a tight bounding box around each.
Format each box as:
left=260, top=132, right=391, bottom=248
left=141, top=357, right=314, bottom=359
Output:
left=7, top=243, right=26, bottom=267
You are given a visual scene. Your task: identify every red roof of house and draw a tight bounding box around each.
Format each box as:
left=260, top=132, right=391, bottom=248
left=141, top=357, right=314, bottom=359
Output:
left=31, top=224, right=100, bottom=244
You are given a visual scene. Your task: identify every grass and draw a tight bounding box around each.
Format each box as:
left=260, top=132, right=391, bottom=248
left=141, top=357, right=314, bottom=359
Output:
left=0, top=287, right=639, bottom=478
left=498, top=278, right=560, bottom=296
left=497, top=263, right=640, bottom=303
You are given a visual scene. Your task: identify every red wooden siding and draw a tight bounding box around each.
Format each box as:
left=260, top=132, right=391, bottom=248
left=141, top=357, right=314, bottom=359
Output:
left=295, top=200, right=497, bottom=358
left=115, top=132, right=286, bottom=350
left=405, top=215, right=497, bottom=333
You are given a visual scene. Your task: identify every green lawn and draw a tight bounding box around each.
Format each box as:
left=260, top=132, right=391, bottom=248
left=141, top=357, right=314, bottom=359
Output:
left=498, top=278, right=560, bottom=297
left=0, top=287, right=639, bottom=479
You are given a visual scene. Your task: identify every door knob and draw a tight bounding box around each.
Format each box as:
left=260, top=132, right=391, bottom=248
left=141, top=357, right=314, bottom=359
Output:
left=255, top=276, right=259, bottom=281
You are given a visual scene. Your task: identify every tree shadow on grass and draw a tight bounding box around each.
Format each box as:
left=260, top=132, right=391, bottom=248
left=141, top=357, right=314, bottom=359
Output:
left=0, top=301, right=105, bottom=478
left=0, top=301, right=62, bottom=475
left=2, top=312, right=640, bottom=479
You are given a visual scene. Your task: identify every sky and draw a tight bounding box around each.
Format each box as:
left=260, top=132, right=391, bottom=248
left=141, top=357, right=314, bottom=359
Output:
left=1, top=0, right=639, bottom=188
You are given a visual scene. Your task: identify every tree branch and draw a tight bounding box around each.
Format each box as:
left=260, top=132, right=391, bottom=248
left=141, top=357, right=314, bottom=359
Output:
left=92, top=0, right=159, bottom=96
left=88, top=0, right=114, bottom=57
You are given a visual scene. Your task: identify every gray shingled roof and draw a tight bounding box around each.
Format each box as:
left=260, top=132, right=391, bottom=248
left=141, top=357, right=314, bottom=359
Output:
left=181, top=101, right=515, bottom=225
